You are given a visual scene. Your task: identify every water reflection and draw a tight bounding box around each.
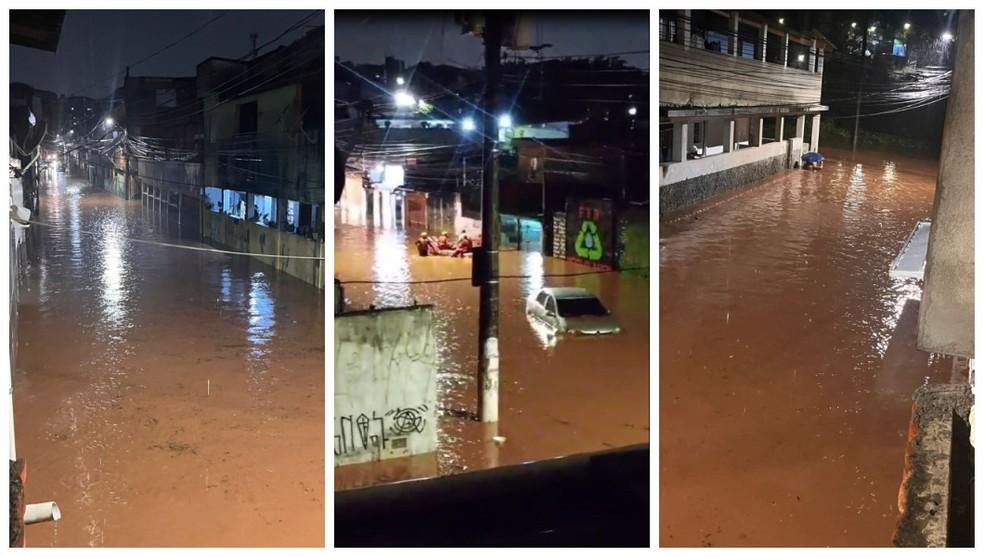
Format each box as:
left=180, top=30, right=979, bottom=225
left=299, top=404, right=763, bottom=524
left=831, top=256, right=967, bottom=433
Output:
left=247, top=271, right=276, bottom=359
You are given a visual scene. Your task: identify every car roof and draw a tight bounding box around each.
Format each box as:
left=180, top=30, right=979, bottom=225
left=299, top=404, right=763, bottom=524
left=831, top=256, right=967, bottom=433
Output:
left=540, top=287, right=597, bottom=299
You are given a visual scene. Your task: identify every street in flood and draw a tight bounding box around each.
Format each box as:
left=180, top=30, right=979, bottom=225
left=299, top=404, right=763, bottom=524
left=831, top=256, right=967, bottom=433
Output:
left=658, top=9, right=974, bottom=547
left=12, top=174, right=325, bottom=547
left=660, top=149, right=953, bottom=546
left=334, top=221, right=649, bottom=489
left=10, top=9, right=326, bottom=547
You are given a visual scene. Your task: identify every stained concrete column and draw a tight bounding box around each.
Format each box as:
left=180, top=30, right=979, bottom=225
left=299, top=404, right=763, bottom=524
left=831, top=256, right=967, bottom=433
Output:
left=722, top=119, right=735, bottom=153
left=809, top=114, right=821, bottom=151
left=677, top=10, right=690, bottom=48
left=671, top=121, right=690, bottom=162
left=783, top=33, right=790, bottom=66
left=776, top=116, right=784, bottom=141
left=749, top=117, right=763, bottom=146
left=795, top=114, right=806, bottom=140
left=761, top=24, right=768, bottom=63
left=729, top=12, right=740, bottom=56
left=917, top=10, right=974, bottom=358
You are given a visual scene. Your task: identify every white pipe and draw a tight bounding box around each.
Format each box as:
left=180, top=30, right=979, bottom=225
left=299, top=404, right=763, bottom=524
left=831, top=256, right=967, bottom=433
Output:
left=24, top=502, right=61, bottom=525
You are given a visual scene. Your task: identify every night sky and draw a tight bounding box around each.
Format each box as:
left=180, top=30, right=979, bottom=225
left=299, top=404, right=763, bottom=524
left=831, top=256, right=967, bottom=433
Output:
left=334, top=11, right=650, bottom=70
left=10, top=10, right=325, bottom=98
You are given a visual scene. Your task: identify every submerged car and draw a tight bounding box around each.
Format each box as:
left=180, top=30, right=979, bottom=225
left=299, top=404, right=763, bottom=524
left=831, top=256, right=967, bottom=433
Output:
left=525, top=287, right=620, bottom=335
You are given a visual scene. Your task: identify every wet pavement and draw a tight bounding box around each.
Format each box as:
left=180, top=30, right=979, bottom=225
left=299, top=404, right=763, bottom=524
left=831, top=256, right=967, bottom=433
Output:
left=333, top=204, right=650, bottom=490
left=12, top=172, right=324, bottom=547
left=659, top=148, right=953, bottom=547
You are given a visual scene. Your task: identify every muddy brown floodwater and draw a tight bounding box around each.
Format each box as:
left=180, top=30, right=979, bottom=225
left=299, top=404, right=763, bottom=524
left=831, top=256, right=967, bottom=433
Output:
left=333, top=215, right=650, bottom=490
left=12, top=172, right=324, bottom=547
left=659, top=148, right=955, bottom=547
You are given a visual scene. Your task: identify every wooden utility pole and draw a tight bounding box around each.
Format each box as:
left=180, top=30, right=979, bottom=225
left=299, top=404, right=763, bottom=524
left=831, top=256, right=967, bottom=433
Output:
left=477, top=14, right=503, bottom=423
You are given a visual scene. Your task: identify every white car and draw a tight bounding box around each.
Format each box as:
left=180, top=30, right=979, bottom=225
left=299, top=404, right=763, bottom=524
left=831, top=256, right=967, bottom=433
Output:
left=526, top=287, right=620, bottom=335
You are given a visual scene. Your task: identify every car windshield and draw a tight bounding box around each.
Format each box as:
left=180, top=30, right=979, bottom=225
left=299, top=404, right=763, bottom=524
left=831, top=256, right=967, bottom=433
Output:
left=556, top=296, right=608, bottom=317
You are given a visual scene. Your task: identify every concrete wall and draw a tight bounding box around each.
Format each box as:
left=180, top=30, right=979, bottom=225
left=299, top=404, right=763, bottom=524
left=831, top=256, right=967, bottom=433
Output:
left=917, top=11, right=974, bottom=358
left=660, top=42, right=823, bottom=107
left=659, top=138, right=802, bottom=215
left=202, top=210, right=325, bottom=288
left=334, top=305, right=438, bottom=466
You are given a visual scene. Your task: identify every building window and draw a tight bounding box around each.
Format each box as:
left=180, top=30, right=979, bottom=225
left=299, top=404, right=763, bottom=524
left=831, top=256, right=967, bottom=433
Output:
left=659, top=15, right=677, bottom=43
left=738, top=23, right=758, bottom=59
left=286, top=199, right=301, bottom=232
left=766, top=32, right=784, bottom=64
left=223, top=189, right=248, bottom=219
left=238, top=101, right=258, bottom=134
left=788, top=41, right=811, bottom=70
left=252, top=194, right=277, bottom=227
left=204, top=187, right=222, bottom=213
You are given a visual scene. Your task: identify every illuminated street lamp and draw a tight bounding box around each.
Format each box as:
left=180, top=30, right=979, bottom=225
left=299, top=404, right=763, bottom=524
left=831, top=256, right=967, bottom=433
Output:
left=498, top=114, right=513, bottom=128
left=778, top=18, right=784, bottom=25
left=904, top=22, right=911, bottom=30
left=396, top=76, right=405, bottom=85
left=461, top=117, right=476, bottom=131
left=393, top=91, right=416, bottom=108
left=103, top=117, right=114, bottom=127
left=942, top=31, right=954, bottom=42
left=869, top=25, right=876, bottom=32
left=628, top=106, right=638, bottom=116
left=797, top=54, right=805, bottom=62
left=851, top=22, right=857, bottom=28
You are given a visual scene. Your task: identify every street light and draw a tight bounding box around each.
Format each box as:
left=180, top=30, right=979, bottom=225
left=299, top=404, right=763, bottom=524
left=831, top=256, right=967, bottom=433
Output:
left=103, top=117, right=114, bottom=127
left=797, top=54, right=805, bottom=62
left=461, top=117, right=476, bottom=131
left=778, top=18, right=784, bottom=25
left=904, top=22, right=911, bottom=30
left=396, top=76, right=405, bottom=86
left=942, top=31, right=954, bottom=42
left=628, top=106, right=638, bottom=116
left=498, top=114, right=513, bottom=128
left=869, top=26, right=876, bottom=32
left=851, top=22, right=857, bottom=28
left=394, top=91, right=416, bottom=107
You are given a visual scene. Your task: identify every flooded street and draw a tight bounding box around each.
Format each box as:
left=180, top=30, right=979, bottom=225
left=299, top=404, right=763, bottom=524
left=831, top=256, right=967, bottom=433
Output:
left=12, top=172, right=324, bottom=547
left=333, top=205, right=650, bottom=489
left=659, top=148, right=953, bottom=547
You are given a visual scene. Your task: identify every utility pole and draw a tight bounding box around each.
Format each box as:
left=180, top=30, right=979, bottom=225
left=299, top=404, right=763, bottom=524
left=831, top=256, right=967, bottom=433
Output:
left=477, top=14, right=503, bottom=423
left=852, top=15, right=870, bottom=154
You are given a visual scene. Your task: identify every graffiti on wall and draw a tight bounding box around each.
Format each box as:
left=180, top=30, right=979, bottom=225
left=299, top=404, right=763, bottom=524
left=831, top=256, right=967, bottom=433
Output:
left=334, top=404, right=429, bottom=456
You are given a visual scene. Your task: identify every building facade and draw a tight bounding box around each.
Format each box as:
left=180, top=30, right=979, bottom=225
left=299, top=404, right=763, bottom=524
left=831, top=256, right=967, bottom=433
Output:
left=659, top=10, right=832, bottom=214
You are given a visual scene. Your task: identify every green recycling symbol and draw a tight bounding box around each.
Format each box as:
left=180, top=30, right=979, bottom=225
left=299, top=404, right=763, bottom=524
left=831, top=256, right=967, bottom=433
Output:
left=574, top=219, right=604, bottom=261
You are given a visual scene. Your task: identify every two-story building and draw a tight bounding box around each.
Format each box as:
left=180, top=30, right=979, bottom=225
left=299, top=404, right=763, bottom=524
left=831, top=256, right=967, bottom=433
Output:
left=659, top=10, right=833, bottom=214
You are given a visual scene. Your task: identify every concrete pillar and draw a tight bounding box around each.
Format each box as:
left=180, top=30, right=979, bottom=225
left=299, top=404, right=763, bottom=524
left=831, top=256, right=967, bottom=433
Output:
left=776, top=116, right=785, bottom=141
left=809, top=114, right=821, bottom=151
left=917, top=10, right=974, bottom=358
left=783, top=33, right=790, bottom=66
left=722, top=119, right=735, bottom=152
left=700, top=121, right=707, bottom=156
left=677, top=10, right=690, bottom=48
left=749, top=117, right=763, bottom=146
left=671, top=121, right=690, bottom=162
left=761, top=24, right=768, bottom=63
left=729, top=12, right=740, bottom=56
left=795, top=114, right=806, bottom=139
left=817, top=51, right=825, bottom=74
left=808, top=39, right=817, bottom=72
